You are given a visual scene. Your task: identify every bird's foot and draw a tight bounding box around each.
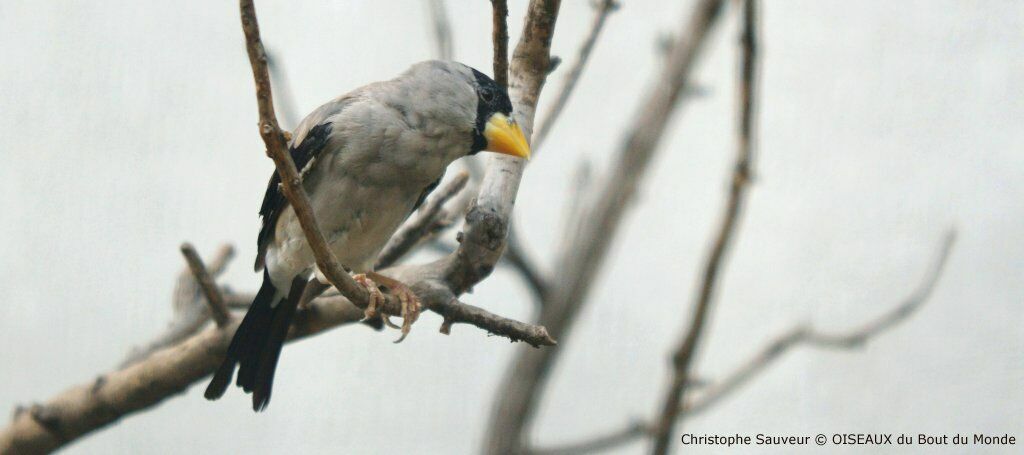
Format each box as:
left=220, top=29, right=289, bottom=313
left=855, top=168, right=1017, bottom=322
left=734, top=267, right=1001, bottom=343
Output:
left=366, top=271, right=422, bottom=343
left=353, top=274, right=386, bottom=321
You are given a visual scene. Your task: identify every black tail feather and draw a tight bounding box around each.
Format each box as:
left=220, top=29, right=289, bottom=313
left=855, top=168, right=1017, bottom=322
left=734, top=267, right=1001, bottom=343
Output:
left=250, top=276, right=304, bottom=411
left=204, top=270, right=305, bottom=411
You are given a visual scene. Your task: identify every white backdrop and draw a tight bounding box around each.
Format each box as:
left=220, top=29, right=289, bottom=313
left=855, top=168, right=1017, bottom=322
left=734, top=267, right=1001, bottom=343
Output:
left=1, top=1, right=1021, bottom=453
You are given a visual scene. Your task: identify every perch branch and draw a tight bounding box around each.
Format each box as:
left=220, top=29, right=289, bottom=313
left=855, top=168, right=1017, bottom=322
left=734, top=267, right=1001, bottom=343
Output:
left=483, top=0, right=725, bottom=453
left=0, top=257, right=557, bottom=453
left=650, top=0, right=755, bottom=452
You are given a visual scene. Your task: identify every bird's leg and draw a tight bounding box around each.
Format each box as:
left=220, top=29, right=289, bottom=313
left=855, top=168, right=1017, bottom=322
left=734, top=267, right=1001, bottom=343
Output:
left=366, top=271, right=422, bottom=343
left=352, top=274, right=385, bottom=320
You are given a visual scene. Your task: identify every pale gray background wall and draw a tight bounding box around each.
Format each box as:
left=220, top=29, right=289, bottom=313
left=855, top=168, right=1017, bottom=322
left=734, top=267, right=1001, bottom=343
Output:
left=1, top=1, right=1021, bottom=454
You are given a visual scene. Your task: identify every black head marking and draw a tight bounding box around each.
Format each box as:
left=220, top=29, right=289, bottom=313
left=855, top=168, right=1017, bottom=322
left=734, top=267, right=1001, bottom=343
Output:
left=469, top=67, right=513, bottom=155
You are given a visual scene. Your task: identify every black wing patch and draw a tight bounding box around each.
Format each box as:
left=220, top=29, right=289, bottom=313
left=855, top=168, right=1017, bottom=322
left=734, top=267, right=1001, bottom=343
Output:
left=254, top=122, right=333, bottom=271
left=412, top=177, right=442, bottom=214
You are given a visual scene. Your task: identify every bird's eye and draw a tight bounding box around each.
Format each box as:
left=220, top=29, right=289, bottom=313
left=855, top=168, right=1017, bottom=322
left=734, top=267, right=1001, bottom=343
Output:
left=481, top=87, right=495, bottom=102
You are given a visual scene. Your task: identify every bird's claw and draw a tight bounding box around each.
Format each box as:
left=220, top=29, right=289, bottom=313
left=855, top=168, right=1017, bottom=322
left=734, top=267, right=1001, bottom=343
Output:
left=353, top=274, right=385, bottom=321
left=355, top=272, right=422, bottom=343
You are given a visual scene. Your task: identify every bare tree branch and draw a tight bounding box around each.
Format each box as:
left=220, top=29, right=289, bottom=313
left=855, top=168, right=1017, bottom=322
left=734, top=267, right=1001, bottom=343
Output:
left=0, top=251, right=560, bottom=454
left=532, top=0, right=619, bottom=151
left=530, top=230, right=956, bottom=455
left=650, top=0, right=754, bottom=452
left=179, top=243, right=232, bottom=328
left=0, top=289, right=362, bottom=454
left=120, top=244, right=235, bottom=367
left=484, top=0, right=726, bottom=452
left=434, top=0, right=561, bottom=298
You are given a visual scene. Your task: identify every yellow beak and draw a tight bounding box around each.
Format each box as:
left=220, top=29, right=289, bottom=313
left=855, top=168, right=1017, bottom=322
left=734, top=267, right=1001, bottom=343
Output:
left=483, top=113, right=531, bottom=160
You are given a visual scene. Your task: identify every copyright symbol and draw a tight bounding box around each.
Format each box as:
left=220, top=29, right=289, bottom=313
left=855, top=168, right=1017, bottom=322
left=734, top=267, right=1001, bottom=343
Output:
left=815, top=434, right=827, bottom=445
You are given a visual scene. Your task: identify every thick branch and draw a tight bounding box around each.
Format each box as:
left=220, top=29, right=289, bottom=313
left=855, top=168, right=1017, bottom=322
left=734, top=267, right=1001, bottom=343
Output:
left=0, top=264, right=556, bottom=454
left=440, top=0, right=561, bottom=297
left=0, top=291, right=361, bottom=454
left=532, top=0, right=619, bottom=151
left=484, top=1, right=724, bottom=453
left=531, top=230, right=956, bottom=455
left=650, top=1, right=754, bottom=452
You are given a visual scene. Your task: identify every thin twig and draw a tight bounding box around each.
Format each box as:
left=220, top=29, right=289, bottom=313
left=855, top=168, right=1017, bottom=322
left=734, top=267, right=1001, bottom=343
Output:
left=650, top=1, right=756, bottom=452
left=531, top=230, right=956, bottom=455
left=431, top=298, right=557, bottom=346
left=530, top=422, right=651, bottom=455
left=240, top=0, right=373, bottom=311
left=532, top=0, right=619, bottom=151
left=427, top=0, right=453, bottom=61
left=491, top=0, right=510, bottom=89
left=120, top=245, right=235, bottom=367
left=179, top=243, right=232, bottom=327
left=686, top=228, right=954, bottom=415
left=690, top=232, right=956, bottom=416
left=483, top=1, right=724, bottom=453
left=376, top=172, right=470, bottom=269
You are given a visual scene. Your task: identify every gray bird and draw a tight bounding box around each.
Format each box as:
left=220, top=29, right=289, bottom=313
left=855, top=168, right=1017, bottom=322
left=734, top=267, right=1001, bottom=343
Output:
left=205, top=60, right=530, bottom=411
